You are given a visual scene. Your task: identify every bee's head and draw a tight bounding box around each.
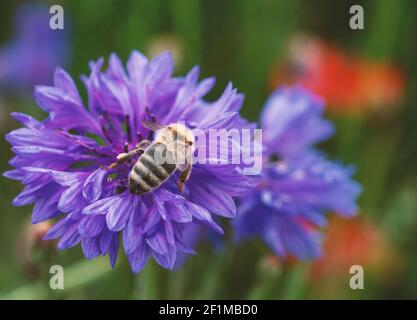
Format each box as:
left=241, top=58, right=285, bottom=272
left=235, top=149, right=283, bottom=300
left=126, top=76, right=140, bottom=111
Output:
left=166, top=123, right=195, bottom=146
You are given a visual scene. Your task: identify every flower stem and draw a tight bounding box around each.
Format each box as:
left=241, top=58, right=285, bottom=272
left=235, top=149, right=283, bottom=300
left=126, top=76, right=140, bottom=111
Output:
left=134, top=261, right=158, bottom=300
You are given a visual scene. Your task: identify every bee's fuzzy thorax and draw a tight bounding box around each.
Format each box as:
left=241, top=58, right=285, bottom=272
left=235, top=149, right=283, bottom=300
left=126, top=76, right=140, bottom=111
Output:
left=155, top=123, right=195, bottom=145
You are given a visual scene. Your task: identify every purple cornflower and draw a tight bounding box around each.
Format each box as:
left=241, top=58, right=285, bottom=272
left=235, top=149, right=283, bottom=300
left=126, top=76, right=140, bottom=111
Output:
left=233, top=87, right=361, bottom=259
left=0, top=4, right=69, bottom=92
left=4, top=51, right=255, bottom=272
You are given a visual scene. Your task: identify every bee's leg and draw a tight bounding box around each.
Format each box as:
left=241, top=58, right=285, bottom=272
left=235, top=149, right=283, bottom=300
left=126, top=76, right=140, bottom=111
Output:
left=107, top=140, right=150, bottom=169
left=107, top=149, right=141, bottom=169
left=178, top=163, right=192, bottom=193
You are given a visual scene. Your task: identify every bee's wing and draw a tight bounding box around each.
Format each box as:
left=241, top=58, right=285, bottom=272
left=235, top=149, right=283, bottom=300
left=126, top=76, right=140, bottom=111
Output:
left=142, top=120, right=165, bottom=132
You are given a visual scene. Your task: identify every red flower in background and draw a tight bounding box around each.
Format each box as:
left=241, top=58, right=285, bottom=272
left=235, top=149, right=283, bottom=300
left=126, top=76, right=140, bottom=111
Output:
left=257, top=215, right=400, bottom=287
left=311, top=215, right=399, bottom=281
left=270, top=35, right=405, bottom=113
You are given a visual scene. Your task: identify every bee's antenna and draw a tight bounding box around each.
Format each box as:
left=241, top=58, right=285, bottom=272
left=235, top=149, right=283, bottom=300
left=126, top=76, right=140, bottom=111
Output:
left=125, top=115, right=132, bottom=143
left=145, top=107, right=158, bottom=124
left=142, top=120, right=165, bottom=132
left=137, top=131, right=143, bottom=142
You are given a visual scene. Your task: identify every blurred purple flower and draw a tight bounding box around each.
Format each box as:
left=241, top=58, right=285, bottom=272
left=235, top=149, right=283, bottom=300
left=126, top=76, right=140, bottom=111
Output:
left=0, top=4, right=69, bottom=92
left=4, top=51, right=255, bottom=273
left=261, top=87, right=334, bottom=157
left=233, top=87, right=361, bottom=259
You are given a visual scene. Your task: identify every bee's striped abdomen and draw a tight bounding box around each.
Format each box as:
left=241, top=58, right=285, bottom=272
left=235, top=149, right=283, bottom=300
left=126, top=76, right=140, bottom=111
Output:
left=128, top=143, right=177, bottom=195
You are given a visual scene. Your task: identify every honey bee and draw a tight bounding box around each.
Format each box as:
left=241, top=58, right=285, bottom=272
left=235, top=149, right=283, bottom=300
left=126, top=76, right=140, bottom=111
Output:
left=108, top=120, right=195, bottom=194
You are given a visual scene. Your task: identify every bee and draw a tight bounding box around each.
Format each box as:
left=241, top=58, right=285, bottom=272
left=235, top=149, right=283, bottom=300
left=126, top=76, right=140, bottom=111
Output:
left=108, top=120, right=195, bottom=194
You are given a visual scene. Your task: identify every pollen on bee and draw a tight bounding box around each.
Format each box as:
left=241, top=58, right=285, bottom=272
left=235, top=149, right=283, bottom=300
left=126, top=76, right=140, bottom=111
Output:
left=117, top=153, right=128, bottom=160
